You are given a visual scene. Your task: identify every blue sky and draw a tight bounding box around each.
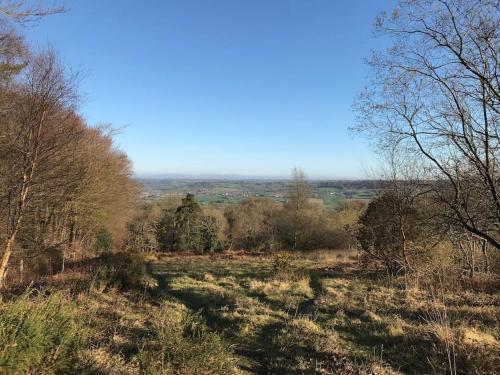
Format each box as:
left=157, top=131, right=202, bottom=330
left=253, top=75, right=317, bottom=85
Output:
left=25, top=0, right=395, bottom=179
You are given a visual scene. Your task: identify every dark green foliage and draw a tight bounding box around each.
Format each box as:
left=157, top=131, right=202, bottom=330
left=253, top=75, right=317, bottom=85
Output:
left=156, top=194, right=204, bottom=252
left=95, top=227, right=112, bottom=254
left=96, top=252, right=150, bottom=290
left=0, top=291, right=85, bottom=374
left=175, top=193, right=203, bottom=251
left=155, top=194, right=226, bottom=253
left=200, top=215, right=220, bottom=253
left=357, top=191, right=427, bottom=276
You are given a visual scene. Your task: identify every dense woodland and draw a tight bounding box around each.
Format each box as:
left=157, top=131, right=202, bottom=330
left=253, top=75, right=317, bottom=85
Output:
left=0, top=1, right=498, bottom=374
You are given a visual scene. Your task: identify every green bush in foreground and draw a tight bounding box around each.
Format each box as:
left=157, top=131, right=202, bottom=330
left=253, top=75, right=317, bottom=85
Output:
left=0, top=291, right=86, bottom=374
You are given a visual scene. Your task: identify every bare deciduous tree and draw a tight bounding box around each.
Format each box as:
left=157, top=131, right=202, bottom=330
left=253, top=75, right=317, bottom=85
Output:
left=354, top=0, right=500, bottom=250
left=287, top=168, right=310, bottom=251
left=0, top=0, right=65, bottom=24
left=0, top=50, right=77, bottom=287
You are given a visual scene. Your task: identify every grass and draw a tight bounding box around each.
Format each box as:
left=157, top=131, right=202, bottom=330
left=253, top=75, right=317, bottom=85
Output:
left=0, top=250, right=498, bottom=374
left=149, top=251, right=500, bottom=374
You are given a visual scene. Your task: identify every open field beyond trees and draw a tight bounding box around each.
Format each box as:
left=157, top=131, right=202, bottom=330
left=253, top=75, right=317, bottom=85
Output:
left=138, top=179, right=379, bottom=209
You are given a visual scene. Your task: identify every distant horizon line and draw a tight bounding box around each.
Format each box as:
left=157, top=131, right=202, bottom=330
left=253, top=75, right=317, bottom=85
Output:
left=133, top=172, right=378, bottom=181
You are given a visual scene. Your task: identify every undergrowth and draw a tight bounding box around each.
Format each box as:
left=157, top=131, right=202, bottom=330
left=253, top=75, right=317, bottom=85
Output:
left=0, top=290, right=86, bottom=374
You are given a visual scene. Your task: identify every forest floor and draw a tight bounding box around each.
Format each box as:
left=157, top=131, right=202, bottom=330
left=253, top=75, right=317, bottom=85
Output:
left=1, top=251, right=499, bottom=374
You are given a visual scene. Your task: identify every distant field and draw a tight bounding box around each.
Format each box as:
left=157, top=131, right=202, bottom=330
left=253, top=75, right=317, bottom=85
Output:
left=137, top=179, right=380, bottom=208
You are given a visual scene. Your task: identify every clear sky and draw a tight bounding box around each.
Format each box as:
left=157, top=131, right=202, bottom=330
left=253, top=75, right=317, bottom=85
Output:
left=25, top=0, right=395, bottom=179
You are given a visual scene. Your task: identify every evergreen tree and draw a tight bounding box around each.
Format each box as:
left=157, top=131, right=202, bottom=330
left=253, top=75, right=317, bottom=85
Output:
left=95, top=227, right=112, bottom=254
left=175, top=194, right=202, bottom=251
left=201, top=215, right=219, bottom=253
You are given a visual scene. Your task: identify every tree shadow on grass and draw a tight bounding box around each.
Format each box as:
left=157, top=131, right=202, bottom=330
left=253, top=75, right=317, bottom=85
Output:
left=156, top=274, right=244, bottom=334
left=154, top=271, right=319, bottom=374
left=151, top=259, right=271, bottom=282
left=152, top=261, right=411, bottom=374
left=333, top=319, right=436, bottom=374
left=236, top=320, right=307, bottom=375
left=237, top=319, right=379, bottom=375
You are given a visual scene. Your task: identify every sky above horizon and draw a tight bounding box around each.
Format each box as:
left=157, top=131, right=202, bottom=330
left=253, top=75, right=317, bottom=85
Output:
left=25, top=0, right=395, bottom=179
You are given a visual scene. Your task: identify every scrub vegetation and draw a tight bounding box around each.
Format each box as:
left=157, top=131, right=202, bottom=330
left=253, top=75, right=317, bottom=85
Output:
left=1, top=251, right=498, bottom=374
left=0, top=0, right=499, bottom=374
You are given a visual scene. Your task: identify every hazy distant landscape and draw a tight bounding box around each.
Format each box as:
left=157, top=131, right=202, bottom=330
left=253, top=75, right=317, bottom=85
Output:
left=139, top=178, right=380, bottom=208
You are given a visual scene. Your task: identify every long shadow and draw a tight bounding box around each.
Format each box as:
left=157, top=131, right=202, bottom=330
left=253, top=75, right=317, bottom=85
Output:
left=152, top=267, right=325, bottom=374
left=151, top=261, right=406, bottom=374
left=150, top=259, right=271, bottom=281
left=154, top=270, right=305, bottom=374
left=336, top=320, right=439, bottom=374
left=238, top=271, right=344, bottom=374
left=297, top=270, right=328, bottom=314
left=237, top=319, right=375, bottom=375
left=157, top=274, right=244, bottom=334
left=236, top=320, right=306, bottom=375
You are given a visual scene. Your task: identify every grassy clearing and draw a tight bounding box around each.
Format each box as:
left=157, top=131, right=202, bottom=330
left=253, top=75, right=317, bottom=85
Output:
left=0, top=250, right=498, bottom=374
left=0, top=253, right=241, bottom=375
left=150, top=251, right=499, bottom=374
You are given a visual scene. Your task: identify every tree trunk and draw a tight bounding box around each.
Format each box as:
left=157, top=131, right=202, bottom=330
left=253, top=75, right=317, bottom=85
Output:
left=61, top=249, right=65, bottom=273
left=482, top=241, right=490, bottom=273
left=0, top=237, right=15, bottom=289
left=19, top=258, right=24, bottom=283
left=0, top=112, right=43, bottom=288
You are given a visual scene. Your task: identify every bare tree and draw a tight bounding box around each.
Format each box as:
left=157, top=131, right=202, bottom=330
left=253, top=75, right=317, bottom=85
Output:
left=286, top=168, right=310, bottom=251
left=0, top=50, right=77, bottom=287
left=0, top=1, right=65, bottom=24
left=354, top=0, right=499, bottom=250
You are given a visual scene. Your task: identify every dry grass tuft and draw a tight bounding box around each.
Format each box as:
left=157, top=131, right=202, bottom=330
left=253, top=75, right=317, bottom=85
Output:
left=461, top=328, right=498, bottom=347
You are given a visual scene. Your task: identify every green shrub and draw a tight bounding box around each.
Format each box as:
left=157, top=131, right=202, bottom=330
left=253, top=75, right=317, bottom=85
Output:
left=272, top=252, right=294, bottom=278
left=0, top=291, right=86, bottom=374
left=95, top=227, right=112, bottom=254
left=94, top=252, right=154, bottom=291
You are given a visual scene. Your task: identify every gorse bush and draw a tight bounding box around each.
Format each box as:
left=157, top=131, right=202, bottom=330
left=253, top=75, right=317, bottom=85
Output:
left=272, top=252, right=294, bottom=278
left=94, top=252, right=153, bottom=291
left=0, top=291, right=85, bottom=374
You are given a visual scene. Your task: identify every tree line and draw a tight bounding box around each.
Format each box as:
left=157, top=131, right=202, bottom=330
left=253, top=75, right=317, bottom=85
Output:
left=0, top=2, right=137, bottom=287
left=127, top=169, right=363, bottom=254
